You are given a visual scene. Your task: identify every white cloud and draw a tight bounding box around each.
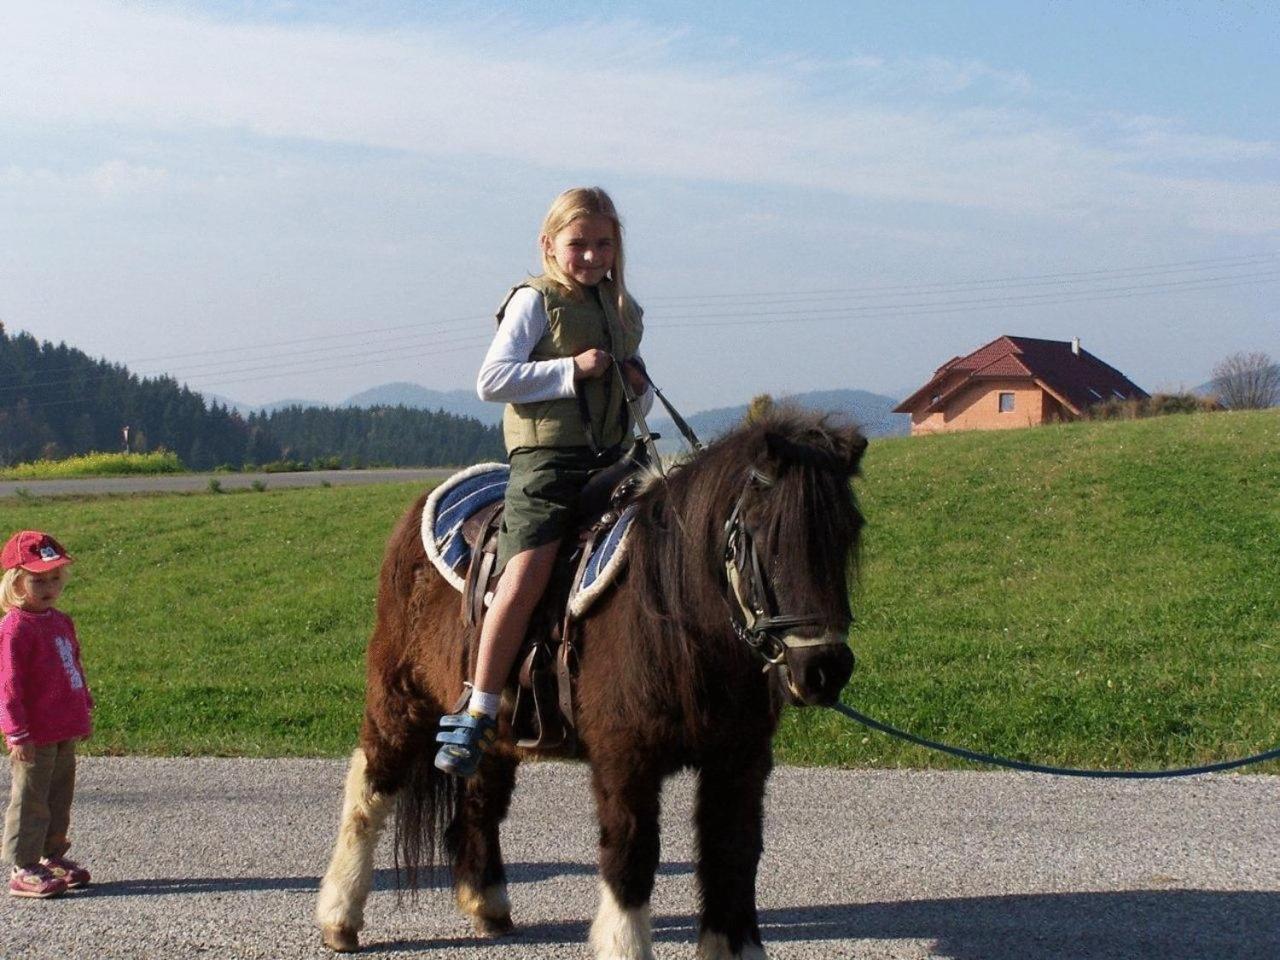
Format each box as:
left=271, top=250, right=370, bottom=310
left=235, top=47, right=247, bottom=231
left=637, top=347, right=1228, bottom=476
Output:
left=0, top=0, right=1276, bottom=236
left=89, top=159, right=168, bottom=197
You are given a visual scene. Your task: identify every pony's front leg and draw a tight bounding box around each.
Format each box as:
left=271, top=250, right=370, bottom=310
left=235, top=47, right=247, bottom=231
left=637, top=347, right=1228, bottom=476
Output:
left=316, top=747, right=397, bottom=952
left=450, top=753, right=518, bottom=936
left=693, top=751, right=771, bottom=960
left=589, top=755, right=662, bottom=960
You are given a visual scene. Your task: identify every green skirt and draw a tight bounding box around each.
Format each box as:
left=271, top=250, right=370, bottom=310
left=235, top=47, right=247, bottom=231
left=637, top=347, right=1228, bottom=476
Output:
left=496, top=445, right=622, bottom=571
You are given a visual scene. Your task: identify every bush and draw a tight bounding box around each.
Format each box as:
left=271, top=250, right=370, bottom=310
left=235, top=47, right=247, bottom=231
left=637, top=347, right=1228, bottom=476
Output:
left=1085, top=392, right=1222, bottom=421
left=251, top=479, right=267, bottom=492
left=262, top=459, right=308, bottom=474
left=207, top=478, right=224, bottom=494
left=0, top=451, right=186, bottom=480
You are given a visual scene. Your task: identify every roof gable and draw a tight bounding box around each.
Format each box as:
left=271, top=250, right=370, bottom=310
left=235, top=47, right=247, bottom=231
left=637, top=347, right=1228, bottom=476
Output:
left=895, top=335, right=1148, bottom=415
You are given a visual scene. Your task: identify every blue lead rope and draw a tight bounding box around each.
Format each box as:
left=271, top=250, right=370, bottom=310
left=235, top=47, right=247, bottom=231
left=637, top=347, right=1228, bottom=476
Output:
left=829, top=701, right=1280, bottom=779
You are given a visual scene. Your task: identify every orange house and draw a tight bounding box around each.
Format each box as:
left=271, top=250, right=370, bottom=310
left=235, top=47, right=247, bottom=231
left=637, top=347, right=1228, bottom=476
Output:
left=894, top=336, right=1148, bottom=436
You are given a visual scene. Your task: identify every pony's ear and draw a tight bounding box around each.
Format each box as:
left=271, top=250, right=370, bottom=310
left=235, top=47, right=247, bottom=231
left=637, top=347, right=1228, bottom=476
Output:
left=762, top=419, right=868, bottom=475
left=761, top=429, right=792, bottom=473
left=842, top=428, right=869, bottom=475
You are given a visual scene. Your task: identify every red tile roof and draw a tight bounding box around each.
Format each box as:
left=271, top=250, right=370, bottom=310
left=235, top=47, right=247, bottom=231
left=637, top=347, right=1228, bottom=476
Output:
left=895, top=336, right=1148, bottom=415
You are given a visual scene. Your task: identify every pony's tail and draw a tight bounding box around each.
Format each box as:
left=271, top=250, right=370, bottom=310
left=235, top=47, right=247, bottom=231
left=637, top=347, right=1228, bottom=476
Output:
left=393, top=749, right=461, bottom=896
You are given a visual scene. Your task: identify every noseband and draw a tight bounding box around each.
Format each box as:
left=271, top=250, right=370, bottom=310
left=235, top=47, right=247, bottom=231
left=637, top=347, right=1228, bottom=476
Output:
left=722, top=467, right=850, bottom=702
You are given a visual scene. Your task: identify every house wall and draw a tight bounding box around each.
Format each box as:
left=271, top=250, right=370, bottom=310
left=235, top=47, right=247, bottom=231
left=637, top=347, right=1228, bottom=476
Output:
left=910, top=381, right=1052, bottom=435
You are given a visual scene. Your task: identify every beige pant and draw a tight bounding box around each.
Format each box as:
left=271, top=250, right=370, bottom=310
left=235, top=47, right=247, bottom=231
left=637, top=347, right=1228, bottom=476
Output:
left=3, top=741, right=76, bottom=868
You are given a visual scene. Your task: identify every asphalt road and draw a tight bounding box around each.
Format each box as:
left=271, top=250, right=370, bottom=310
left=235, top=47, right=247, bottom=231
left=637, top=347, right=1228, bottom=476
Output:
left=0, top=468, right=455, bottom=498
left=1, top=759, right=1276, bottom=959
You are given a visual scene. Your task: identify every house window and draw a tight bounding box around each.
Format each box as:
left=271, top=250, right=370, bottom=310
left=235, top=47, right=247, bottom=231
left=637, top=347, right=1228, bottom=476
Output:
left=998, top=392, right=1015, bottom=413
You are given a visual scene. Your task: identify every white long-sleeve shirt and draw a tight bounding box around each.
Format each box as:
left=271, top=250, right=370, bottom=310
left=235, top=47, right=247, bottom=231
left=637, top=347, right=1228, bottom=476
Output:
left=476, top=286, right=653, bottom=415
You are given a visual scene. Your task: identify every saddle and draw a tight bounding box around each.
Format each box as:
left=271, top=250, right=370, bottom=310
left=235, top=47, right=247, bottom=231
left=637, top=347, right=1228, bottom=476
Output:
left=438, top=443, right=650, bottom=754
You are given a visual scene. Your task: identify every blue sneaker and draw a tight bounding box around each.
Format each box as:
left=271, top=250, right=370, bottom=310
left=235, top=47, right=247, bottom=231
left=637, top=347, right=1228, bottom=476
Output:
left=434, top=711, right=498, bottom=777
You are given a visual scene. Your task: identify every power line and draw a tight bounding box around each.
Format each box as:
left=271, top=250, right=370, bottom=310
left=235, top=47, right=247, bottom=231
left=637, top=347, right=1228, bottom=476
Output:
left=0, top=330, right=493, bottom=396
left=6, top=338, right=496, bottom=414
left=4, top=252, right=1276, bottom=402
left=649, top=268, right=1280, bottom=326
left=16, top=251, right=1276, bottom=380
left=643, top=251, right=1280, bottom=304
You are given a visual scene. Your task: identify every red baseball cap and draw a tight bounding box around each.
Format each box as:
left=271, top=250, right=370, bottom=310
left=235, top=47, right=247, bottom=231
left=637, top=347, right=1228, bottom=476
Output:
left=1, top=531, right=74, bottom=573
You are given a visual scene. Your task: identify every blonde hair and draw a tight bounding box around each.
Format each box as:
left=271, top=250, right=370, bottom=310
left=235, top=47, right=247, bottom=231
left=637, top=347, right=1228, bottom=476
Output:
left=0, top=566, right=68, bottom=613
left=0, top=568, right=29, bottom=613
left=538, top=186, right=636, bottom=327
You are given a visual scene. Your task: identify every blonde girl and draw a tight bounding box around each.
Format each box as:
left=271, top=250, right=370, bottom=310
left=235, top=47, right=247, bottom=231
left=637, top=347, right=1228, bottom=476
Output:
left=1, top=531, right=93, bottom=898
left=434, top=187, right=651, bottom=776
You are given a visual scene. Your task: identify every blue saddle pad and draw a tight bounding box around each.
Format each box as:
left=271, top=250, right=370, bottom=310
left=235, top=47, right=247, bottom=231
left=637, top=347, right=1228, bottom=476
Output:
left=423, top=463, right=509, bottom=582
left=569, top=504, right=639, bottom=617
left=422, top=462, right=639, bottom=614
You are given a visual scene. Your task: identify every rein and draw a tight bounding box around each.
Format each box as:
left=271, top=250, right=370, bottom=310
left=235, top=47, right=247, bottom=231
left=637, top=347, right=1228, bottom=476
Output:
left=611, top=356, right=703, bottom=476
left=826, top=700, right=1280, bottom=778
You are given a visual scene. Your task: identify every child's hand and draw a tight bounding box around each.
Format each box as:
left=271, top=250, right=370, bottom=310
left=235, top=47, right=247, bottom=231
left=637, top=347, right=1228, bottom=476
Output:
left=8, top=742, right=35, bottom=763
left=621, top=359, right=648, bottom=395
left=573, top=349, right=612, bottom=380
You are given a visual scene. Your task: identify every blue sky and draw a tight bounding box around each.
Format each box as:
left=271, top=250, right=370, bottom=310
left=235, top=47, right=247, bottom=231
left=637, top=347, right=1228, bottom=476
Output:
left=1, top=1, right=1277, bottom=409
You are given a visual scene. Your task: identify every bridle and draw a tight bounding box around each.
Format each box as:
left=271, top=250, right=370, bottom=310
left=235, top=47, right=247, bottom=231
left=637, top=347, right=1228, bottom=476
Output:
left=721, top=467, right=852, bottom=703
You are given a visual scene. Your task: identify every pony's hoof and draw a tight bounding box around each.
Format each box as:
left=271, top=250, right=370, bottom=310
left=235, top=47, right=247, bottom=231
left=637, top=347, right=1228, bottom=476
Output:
left=321, top=924, right=360, bottom=953
left=475, top=912, right=515, bottom=937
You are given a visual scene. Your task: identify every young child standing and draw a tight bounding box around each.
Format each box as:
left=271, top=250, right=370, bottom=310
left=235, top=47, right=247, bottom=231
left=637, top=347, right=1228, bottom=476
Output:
left=434, top=186, right=652, bottom=777
left=1, top=531, right=93, bottom=898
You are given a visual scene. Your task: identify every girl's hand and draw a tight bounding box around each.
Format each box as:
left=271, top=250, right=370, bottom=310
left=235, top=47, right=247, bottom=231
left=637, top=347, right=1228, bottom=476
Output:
left=573, top=349, right=612, bottom=381
left=9, top=742, right=35, bottom=763
left=621, top=359, right=648, bottom=395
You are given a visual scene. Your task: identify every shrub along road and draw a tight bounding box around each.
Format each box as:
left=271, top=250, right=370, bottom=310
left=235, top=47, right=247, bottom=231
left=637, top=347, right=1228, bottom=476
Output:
left=1, top=758, right=1276, bottom=959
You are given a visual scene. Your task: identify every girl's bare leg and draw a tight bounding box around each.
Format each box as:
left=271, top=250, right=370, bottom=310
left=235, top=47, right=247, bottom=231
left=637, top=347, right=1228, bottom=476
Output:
left=472, top=539, right=561, bottom=697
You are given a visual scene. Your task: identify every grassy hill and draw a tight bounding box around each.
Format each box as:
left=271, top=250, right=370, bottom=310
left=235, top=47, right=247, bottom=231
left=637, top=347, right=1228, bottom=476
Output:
left=5, top=409, right=1277, bottom=768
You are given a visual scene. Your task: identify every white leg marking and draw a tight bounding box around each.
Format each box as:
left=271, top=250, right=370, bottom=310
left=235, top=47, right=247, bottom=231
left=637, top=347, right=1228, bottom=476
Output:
left=697, top=930, right=768, bottom=960
left=315, top=748, right=394, bottom=935
left=456, top=877, right=514, bottom=934
left=456, top=878, right=512, bottom=921
left=590, top=882, right=653, bottom=960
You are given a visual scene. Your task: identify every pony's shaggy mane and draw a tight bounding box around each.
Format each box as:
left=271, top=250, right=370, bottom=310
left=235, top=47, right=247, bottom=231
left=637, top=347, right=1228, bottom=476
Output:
left=608, top=406, right=867, bottom=737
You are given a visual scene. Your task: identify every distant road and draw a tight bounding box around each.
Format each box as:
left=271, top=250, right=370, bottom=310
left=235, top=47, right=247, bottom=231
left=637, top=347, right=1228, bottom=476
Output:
left=0, top=467, right=456, bottom=498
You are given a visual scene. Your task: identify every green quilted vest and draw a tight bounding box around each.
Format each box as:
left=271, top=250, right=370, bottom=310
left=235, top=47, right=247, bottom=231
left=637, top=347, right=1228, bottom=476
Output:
left=496, top=275, right=643, bottom=453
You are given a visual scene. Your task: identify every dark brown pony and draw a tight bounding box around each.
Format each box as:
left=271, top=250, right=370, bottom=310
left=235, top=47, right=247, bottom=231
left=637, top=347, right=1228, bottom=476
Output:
left=316, top=409, right=867, bottom=959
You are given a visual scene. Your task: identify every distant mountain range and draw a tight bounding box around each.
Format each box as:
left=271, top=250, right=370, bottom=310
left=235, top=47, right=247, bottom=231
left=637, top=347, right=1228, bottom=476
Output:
left=207, top=383, right=909, bottom=440
left=343, top=383, right=500, bottom=424
left=204, top=383, right=502, bottom=423
left=649, top=389, right=909, bottom=451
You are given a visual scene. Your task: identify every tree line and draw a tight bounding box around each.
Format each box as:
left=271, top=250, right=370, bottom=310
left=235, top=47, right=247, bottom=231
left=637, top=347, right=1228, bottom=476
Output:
left=0, top=323, right=503, bottom=469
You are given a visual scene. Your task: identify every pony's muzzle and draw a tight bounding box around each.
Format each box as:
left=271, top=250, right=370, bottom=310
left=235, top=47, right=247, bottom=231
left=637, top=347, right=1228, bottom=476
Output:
left=778, top=635, right=855, bottom=706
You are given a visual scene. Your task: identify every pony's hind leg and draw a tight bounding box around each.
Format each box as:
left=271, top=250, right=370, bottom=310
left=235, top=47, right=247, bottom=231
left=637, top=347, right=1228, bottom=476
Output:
left=315, top=747, right=397, bottom=953
left=588, top=755, right=662, bottom=960
left=449, top=752, right=518, bottom=936
left=693, top=750, right=771, bottom=960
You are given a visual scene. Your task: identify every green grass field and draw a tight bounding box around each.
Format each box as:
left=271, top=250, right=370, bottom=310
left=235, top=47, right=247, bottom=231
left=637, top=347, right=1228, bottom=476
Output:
left=4, top=409, right=1278, bottom=769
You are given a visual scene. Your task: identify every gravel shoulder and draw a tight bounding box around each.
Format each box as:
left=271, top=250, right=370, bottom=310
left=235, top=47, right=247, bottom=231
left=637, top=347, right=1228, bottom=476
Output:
left=1, top=759, right=1276, bottom=959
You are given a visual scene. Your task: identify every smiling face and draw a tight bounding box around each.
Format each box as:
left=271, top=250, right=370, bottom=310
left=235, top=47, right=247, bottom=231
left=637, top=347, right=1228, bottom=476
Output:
left=542, top=213, right=617, bottom=287
left=19, top=567, right=66, bottom=612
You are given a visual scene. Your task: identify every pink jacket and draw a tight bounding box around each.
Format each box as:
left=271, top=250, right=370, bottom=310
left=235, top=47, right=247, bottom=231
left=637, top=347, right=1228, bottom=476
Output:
left=0, top=607, right=93, bottom=747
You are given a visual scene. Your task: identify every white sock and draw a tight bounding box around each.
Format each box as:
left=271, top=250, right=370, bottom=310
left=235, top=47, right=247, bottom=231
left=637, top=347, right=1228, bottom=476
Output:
left=468, top=690, right=502, bottom=719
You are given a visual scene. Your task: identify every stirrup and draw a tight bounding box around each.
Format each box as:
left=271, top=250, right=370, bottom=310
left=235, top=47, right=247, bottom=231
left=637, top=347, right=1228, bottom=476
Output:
left=434, top=711, right=498, bottom=778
